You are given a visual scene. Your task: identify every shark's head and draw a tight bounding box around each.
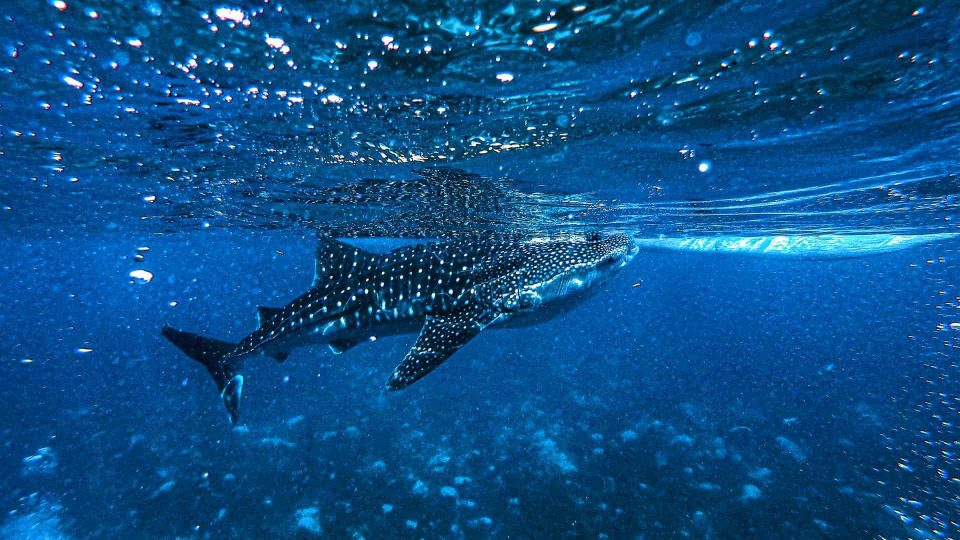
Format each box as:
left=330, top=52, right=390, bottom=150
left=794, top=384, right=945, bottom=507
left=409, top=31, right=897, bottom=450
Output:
left=515, top=233, right=638, bottom=309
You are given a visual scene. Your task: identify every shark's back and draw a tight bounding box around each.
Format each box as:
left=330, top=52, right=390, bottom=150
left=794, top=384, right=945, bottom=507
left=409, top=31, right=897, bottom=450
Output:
left=230, top=237, right=527, bottom=357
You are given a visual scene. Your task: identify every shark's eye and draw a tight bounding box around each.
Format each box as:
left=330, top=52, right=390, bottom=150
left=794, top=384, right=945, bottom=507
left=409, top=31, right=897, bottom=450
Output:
left=598, top=254, right=617, bottom=267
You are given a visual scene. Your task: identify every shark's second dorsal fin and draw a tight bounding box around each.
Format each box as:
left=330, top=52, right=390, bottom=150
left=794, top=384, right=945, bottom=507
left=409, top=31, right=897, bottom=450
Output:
left=315, top=238, right=382, bottom=287
left=257, top=306, right=284, bottom=327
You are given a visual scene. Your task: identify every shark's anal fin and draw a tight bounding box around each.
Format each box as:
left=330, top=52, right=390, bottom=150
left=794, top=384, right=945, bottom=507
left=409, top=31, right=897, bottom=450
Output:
left=328, top=338, right=363, bottom=355
left=257, top=306, right=284, bottom=327
left=386, top=304, right=499, bottom=390
left=315, top=237, right=383, bottom=287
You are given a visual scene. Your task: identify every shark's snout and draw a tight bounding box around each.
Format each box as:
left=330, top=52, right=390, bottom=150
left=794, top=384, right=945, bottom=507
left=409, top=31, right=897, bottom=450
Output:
left=596, top=234, right=638, bottom=270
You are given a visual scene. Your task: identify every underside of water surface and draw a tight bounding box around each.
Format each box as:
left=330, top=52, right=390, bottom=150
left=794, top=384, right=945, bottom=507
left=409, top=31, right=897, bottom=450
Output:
left=1, top=1, right=959, bottom=538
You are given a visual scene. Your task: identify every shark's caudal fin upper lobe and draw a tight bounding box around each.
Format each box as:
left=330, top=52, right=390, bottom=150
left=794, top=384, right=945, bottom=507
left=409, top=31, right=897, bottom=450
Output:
left=161, top=326, right=244, bottom=425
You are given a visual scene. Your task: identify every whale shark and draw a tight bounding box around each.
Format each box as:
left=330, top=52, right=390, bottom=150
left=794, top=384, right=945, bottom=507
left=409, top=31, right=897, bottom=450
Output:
left=163, top=233, right=637, bottom=424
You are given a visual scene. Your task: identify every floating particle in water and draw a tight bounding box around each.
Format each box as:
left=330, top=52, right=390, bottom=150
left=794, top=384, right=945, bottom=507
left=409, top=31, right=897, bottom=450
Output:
left=21, top=358, right=33, bottom=364
left=685, top=32, right=702, bottom=47
left=63, top=75, right=83, bottom=89
left=51, top=0, right=67, bottom=11
left=496, top=72, right=514, bottom=82
left=440, top=486, right=458, bottom=498
left=698, top=160, right=712, bottom=173
left=532, top=22, right=557, bottom=33
left=382, top=504, right=393, bottom=514
left=143, top=195, right=156, bottom=203
left=75, top=347, right=93, bottom=354
left=265, top=35, right=289, bottom=54
left=215, top=6, right=245, bottom=23
left=129, top=269, right=154, bottom=284
left=367, top=60, right=378, bottom=70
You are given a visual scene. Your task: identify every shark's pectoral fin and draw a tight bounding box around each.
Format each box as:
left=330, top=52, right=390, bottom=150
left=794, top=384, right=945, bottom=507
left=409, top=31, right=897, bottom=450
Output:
left=328, top=338, right=363, bottom=355
left=386, top=305, right=499, bottom=390
left=314, top=237, right=383, bottom=287
left=257, top=306, right=284, bottom=327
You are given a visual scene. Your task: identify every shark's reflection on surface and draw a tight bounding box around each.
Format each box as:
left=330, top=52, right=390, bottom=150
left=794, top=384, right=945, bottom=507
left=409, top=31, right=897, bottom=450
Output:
left=249, top=167, right=609, bottom=239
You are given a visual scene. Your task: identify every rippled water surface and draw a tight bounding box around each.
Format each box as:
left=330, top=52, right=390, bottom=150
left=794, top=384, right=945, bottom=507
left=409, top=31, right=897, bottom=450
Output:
left=2, top=1, right=959, bottom=538
left=3, top=0, right=958, bottom=238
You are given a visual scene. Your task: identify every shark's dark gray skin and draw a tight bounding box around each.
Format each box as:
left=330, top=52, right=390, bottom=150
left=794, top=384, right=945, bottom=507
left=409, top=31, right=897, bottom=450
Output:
left=163, top=233, right=637, bottom=424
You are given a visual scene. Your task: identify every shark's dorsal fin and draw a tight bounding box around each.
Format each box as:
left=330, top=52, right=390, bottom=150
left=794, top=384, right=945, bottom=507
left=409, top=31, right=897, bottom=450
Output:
left=257, top=306, right=284, bottom=327
left=386, top=304, right=500, bottom=390
left=315, top=238, right=382, bottom=287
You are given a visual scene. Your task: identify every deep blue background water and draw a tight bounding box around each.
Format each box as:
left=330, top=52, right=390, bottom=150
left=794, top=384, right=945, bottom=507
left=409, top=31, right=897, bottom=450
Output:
left=2, top=0, right=959, bottom=538
left=2, top=233, right=958, bottom=539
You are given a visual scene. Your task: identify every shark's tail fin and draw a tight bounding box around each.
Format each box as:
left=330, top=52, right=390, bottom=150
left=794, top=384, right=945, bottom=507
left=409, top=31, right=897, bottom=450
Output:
left=161, top=326, right=244, bottom=425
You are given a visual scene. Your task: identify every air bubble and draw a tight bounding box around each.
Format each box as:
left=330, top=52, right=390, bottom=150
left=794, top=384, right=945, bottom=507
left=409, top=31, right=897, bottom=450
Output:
left=129, top=269, right=154, bottom=284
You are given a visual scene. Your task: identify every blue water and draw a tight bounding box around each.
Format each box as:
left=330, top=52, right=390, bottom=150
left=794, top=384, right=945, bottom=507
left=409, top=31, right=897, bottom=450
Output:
left=2, top=1, right=959, bottom=538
